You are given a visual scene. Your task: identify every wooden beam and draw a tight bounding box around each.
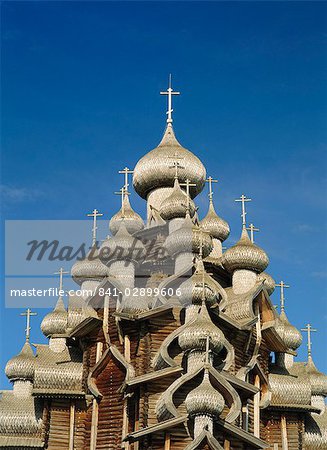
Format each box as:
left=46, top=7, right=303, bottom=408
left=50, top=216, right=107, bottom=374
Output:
left=164, top=432, right=171, bottom=450
left=90, top=341, right=103, bottom=450
left=281, top=415, right=288, bottom=450
left=254, top=374, right=260, bottom=438
left=69, top=400, right=75, bottom=450
left=224, top=439, right=231, bottom=450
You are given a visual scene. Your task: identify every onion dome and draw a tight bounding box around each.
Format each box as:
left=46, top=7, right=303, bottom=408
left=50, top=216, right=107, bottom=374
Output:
left=133, top=124, right=206, bottom=199
left=41, top=297, right=68, bottom=338
left=5, top=342, right=35, bottom=381
left=71, top=248, right=108, bottom=286
left=159, top=178, right=196, bottom=220
left=222, top=228, right=269, bottom=273
left=275, top=311, right=302, bottom=350
left=109, top=194, right=144, bottom=235
left=178, top=259, right=218, bottom=307
left=165, top=215, right=213, bottom=258
left=257, top=271, right=276, bottom=295
left=306, top=358, right=327, bottom=397
left=185, top=372, right=225, bottom=418
left=178, top=303, right=224, bottom=354
left=200, top=201, right=230, bottom=242
left=99, top=221, right=146, bottom=264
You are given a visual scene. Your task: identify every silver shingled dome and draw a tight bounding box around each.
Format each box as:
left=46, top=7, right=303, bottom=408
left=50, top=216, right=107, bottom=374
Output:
left=133, top=124, right=206, bottom=199
left=41, top=297, right=68, bottom=338
left=71, top=248, right=108, bottom=286
left=185, top=372, right=225, bottom=418
left=222, top=228, right=269, bottom=274
left=200, top=201, right=230, bottom=242
left=5, top=342, right=35, bottom=381
left=159, top=178, right=196, bottom=220
left=109, top=194, right=144, bottom=236
left=178, top=303, right=224, bottom=354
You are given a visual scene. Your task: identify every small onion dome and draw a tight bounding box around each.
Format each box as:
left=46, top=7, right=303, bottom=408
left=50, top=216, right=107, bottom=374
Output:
left=41, top=297, right=68, bottom=338
left=133, top=124, right=206, bottom=199
left=5, top=341, right=35, bottom=381
left=275, top=311, right=302, bottom=350
left=159, top=178, right=196, bottom=220
left=257, top=271, right=276, bottom=295
left=178, top=259, right=218, bottom=307
left=165, top=216, right=213, bottom=258
left=185, top=372, right=225, bottom=418
left=178, top=304, right=224, bottom=354
left=99, top=221, right=146, bottom=264
left=306, top=357, right=327, bottom=397
left=109, top=194, right=144, bottom=236
left=200, top=201, right=230, bottom=242
left=71, top=248, right=108, bottom=286
left=222, top=228, right=269, bottom=273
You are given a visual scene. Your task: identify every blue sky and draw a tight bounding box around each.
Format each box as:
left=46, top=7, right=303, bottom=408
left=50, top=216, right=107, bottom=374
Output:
left=1, top=1, right=326, bottom=388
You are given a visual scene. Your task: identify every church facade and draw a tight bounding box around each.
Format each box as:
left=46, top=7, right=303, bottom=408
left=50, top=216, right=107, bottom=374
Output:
left=1, top=83, right=326, bottom=450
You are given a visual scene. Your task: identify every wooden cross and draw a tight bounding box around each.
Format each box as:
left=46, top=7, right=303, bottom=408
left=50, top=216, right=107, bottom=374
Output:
left=205, top=176, right=218, bottom=202
left=168, top=151, right=184, bottom=180
left=301, top=323, right=317, bottom=358
left=54, top=267, right=69, bottom=294
left=246, top=223, right=260, bottom=243
left=180, top=178, right=196, bottom=213
left=160, top=74, right=180, bottom=124
left=87, top=209, right=104, bottom=246
left=118, top=167, right=133, bottom=194
left=20, top=308, right=37, bottom=342
left=276, top=281, right=290, bottom=313
left=235, top=194, right=252, bottom=228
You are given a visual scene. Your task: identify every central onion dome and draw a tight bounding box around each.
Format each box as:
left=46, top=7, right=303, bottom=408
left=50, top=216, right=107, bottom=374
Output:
left=5, top=341, right=35, bottom=381
left=71, top=248, right=108, bottom=285
left=222, top=228, right=269, bottom=273
left=185, top=372, right=225, bottom=418
left=109, top=194, right=144, bottom=236
left=99, top=221, right=146, bottom=264
left=178, top=304, right=224, bottom=354
left=306, top=358, right=327, bottom=397
left=178, top=259, right=218, bottom=307
left=41, top=297, right=68, bottom=337
left=165, top=215, right=213, bottom=258
left=159, top=178, right=196, bottom=220
left=257, top=271, right=276, bottom=295
left=275, top=311, right=302, bottom=350
left=133, top=124, right=206, bottom=199
left=200, top=201, right=230, bottom=242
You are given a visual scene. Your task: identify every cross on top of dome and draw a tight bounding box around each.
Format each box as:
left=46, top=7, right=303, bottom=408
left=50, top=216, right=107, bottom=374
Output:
left=276, top=280, right=290, bottom=313
left=301, top=323, right=317, bottom=358
left=86, top=209, right=103, bottom=246
left=20, top=308, right=37, bottom=342
left=235, top=194, right=252, bottom=229
left=160, top=74, right=180, bottom=124
left=246, top=223, right=260, bottom=243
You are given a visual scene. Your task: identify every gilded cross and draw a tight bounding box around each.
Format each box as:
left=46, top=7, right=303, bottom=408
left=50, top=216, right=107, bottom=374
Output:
left=246, top=223, right=260, bottom=243
left=118, top=167, right=133, bottom=194
left=205, top=176, right=218, bottom=202
left=20, top=308, right=37, bottom=342
left=168, top=151, right=184, bottom=180
left=235, top=194, right=252, bottom=228
left=301, top=323, right=317, bottom=358
left=87, top=209, right=104, bottom=246
left=276, top=281, right=290, bottom=313
left=160, top=74, right=180, bottom=124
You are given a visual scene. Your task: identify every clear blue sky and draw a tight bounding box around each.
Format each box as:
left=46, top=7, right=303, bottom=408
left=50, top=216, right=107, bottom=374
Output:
left=1, top=1, right=326, bottom=389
